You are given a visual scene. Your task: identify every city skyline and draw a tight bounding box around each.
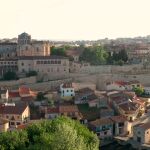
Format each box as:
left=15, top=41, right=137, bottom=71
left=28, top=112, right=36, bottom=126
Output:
left=0, top=0, right=150, bottom=40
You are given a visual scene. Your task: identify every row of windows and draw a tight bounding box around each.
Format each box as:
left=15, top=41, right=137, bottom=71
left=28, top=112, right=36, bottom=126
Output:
left=22, top=68, right=67, bottom=73
left=36, top=60, right=61, bottom=65
left=0, top=61, right=17, bottom=65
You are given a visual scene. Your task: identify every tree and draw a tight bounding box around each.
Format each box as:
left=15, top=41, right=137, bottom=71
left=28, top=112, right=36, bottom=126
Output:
left=51, top=46, right=66, bottom=56
left=36, top=92, right=45, bottom=101
left=133, top=87, right=144, bottom=96
left=3, top=71, right=18, bottom=80
left=80, top=46, right=108, bottom=65
left=0, top=117, right=99, bottom=150
left=118, top=49, right=128, bottom=62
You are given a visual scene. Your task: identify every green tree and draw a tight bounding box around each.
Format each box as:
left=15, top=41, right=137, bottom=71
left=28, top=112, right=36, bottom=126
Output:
left=36, top=92, right=45, bottom=101
left=3, top=71, right=18, bottom=80
left=133, top=87, right=144, bottom=96
left=118, top=49, right=128, bottom=62
left=51, top=46, right=66, bottom=56
left=0, top=117, right=99, bottom=150
left=80, top=46, right=108, bottom=65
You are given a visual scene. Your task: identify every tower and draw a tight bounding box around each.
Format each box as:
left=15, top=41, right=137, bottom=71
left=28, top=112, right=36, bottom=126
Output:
left=18, top=32, right=31, bottom=45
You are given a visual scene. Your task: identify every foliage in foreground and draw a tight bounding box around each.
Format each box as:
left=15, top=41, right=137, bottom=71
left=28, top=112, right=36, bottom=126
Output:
left=0, top=117, right=99, bottom=150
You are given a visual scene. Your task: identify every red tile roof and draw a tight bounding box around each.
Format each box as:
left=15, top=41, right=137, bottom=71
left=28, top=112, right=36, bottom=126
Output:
left=90, top=118, right=113, bottom=126
left=110, top=115, right=127, bottom=123
left=59, top=105, right=79, bottom=113
left=19, top=86, right=30, bottom=95
left=9, top=91, right=20, bottom=98
left=0, top=103, right=28, bottom=115
left=47, top=107, right=59, bottom=113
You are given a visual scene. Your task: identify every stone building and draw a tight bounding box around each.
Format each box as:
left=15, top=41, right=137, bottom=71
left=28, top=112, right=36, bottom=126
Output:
left=0, top=43, right=17, bottom=59
left=0, top=32, right=69, bottom=79
left=17, top=56, right=69, bottom=76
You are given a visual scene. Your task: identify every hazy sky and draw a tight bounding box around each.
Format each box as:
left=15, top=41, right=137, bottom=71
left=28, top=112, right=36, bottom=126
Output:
left=0, top=0, right=150, bottom=40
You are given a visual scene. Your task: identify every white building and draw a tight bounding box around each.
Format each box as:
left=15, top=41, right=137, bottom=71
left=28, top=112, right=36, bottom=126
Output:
left=133, top=122, right=150, bottom=144
left=0, top=89, right=9, bottom=102
left=60, top=83, right=75, bottom=100
left=144, top=87, right=150, bottom=95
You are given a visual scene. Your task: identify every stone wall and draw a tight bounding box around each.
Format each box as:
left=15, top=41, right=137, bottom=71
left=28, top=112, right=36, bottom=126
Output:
left=0, top=76, right=37, bottom=89
left=79, top=64, right=148, bottom=74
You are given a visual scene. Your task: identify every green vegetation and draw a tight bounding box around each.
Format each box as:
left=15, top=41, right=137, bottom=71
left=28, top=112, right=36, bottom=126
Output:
left=3, top=71, right=18, bottom=80
left=36, top=92, right=45, bottom=101
left=80, top=46, right=108, bottom=65
left=26, top=71, right=37, bottom=77
left=80, top=46, right=128, bottom=65
left=51, top=46, right=67, bottom=56
left=133, top=87, right=144, bottom=96
left=0, top=117, right=99, bottom=150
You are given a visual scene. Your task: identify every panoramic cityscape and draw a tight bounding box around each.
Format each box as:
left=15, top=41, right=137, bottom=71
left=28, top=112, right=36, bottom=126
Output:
left=1, top=0, right=150, bottom=150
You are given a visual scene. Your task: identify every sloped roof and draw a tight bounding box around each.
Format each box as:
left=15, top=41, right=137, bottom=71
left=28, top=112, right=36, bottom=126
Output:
left=0, top=103, right=28, bottom=115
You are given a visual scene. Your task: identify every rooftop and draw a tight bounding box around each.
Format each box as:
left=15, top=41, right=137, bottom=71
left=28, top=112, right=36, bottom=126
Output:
left=110, top=115, right=127, bottom=123
left=134, top=122, right=150, bottom=130
left=90, top=118, right=113, bottom=126
left=0, top=102, right=28, bottom=115
left=59, top=105, right=79, bottom=113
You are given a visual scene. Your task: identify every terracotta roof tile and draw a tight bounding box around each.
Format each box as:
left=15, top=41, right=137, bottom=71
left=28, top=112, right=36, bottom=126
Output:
left=90, top=118, right=113, bottom=126
left=110, top=115, right=127, bottom=123
left=0, top=103, right=28, bottom=115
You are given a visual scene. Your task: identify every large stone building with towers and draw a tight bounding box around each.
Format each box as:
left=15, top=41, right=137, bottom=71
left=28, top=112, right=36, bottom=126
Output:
left=0, top=33, right=69, bottom=79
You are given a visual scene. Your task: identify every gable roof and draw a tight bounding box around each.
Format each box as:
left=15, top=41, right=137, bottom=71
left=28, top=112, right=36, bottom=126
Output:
left=19, top=86, right=30, bottom=95
left=134, top=122, right=150, bottom=130
left=0, top=103, right=28, bottom=115
left=110, top=115, right=127, bottom=123
left=59, top=105, right=79, bottom=113
left=90, top=118, right=113, bottom=126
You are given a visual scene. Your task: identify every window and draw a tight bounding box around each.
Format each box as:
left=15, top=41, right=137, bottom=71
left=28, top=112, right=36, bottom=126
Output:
left=26, top=46, right=28, bottom=50
left=37, top=47, right=39, bottom=52
left=147, top=131, right=149, bottom=134
left=17, top=122, right=21, bottom=125
left=138, top=131, right=140, bottom=134
left=21, top=62, right=24, bottom=66
left=118, top=122, right=124, bottom=127
left=104, top=131, right=107, bottom=135
left=10, top=122, right=15, bottom=125
left=67, top=90, right=69, bottom=92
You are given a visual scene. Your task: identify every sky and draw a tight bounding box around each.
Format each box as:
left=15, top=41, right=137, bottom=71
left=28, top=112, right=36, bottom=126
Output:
left=0, top=0, right=150, bottom=40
